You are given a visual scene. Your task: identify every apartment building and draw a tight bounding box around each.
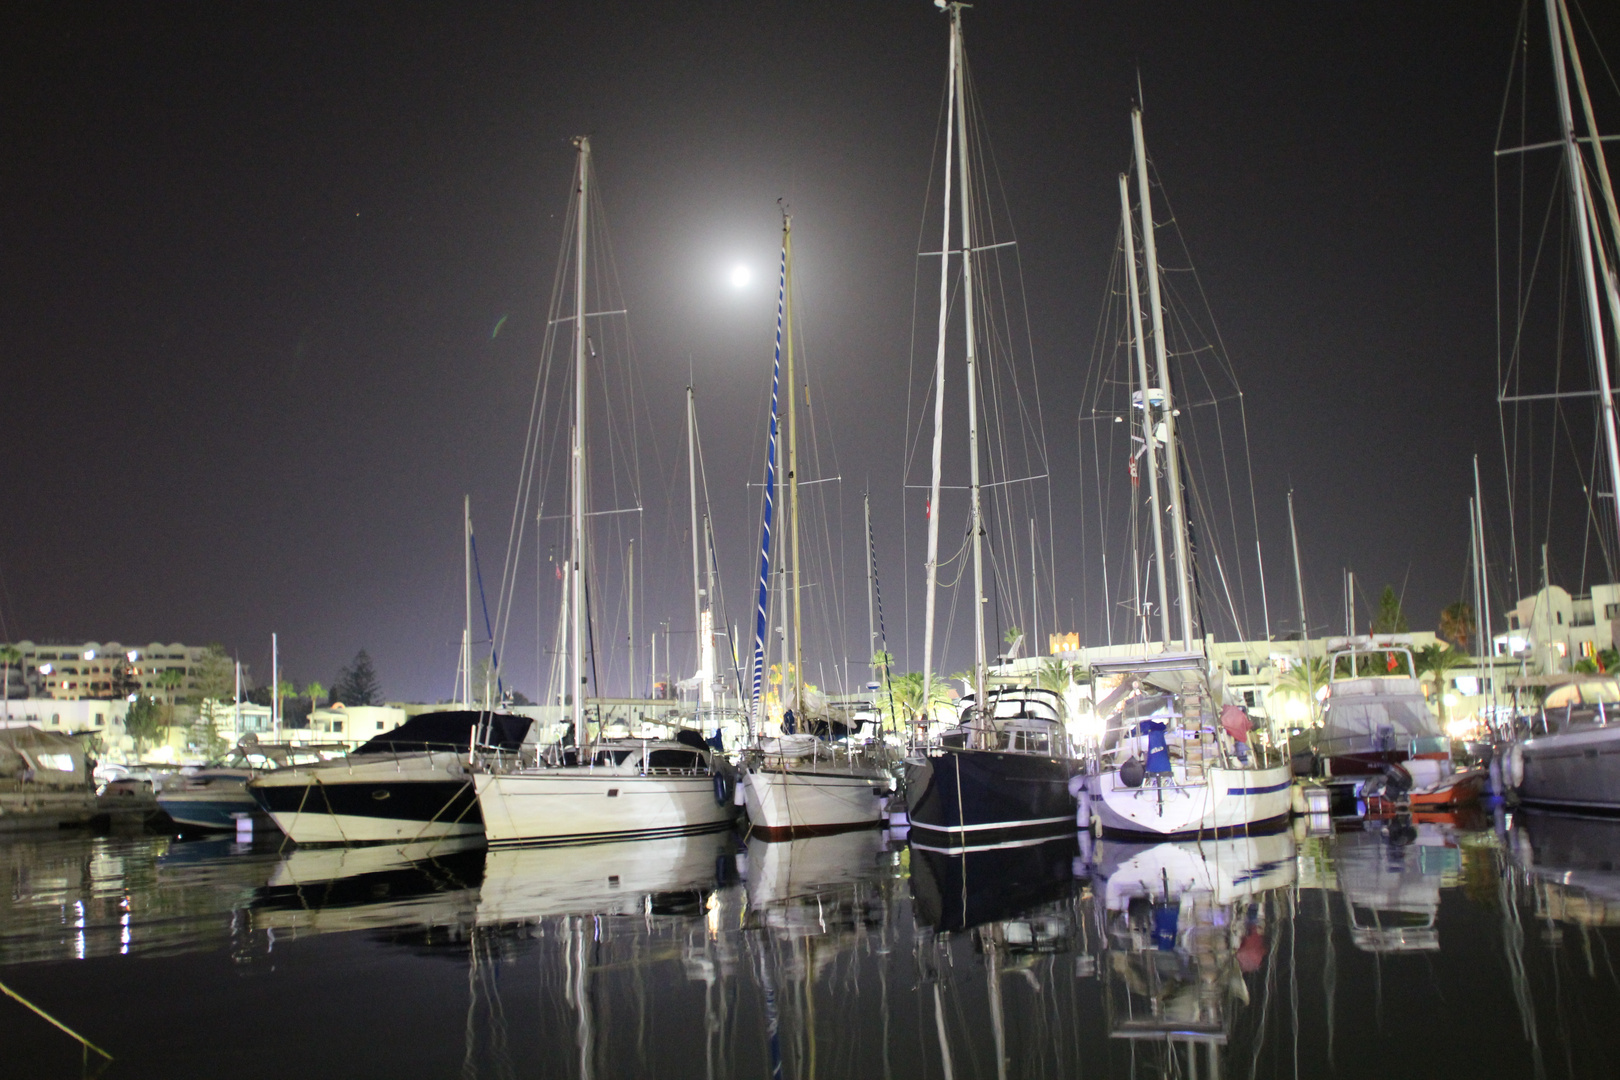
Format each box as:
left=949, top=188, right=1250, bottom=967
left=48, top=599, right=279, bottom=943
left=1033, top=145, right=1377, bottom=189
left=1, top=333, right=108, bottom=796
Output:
left=1, top=641, right=206, bottom=701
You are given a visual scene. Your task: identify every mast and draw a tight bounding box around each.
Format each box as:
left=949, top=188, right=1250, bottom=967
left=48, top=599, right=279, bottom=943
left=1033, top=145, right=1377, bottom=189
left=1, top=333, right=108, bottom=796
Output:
left=1132, top=107, right=1195, bottom=650
left=463, top=494, right=473, bottom=707
left=785, top=219, right=804, bottom=719
left=866, top=492, right=878, bottom=685
left=1473, top=456, right=1494, bottom=706
left=627, top=539, right=635, bottom=697
left=1288, top=490, right=1309, bottom=657
left=1556, top=0, right=1620, bottom=389
left=920, top=3, right=959, bottom=730
left=569, top=136, right=590, bottom=735
left=748, top=222, right=788, bottom=733
left=1545, top=0, right=1620, bottom=549
left=954, top=3, right=987, bottom=715
left=1029, top=518, right=1038, bottom=658
left=703, top=515, right=718, bottom=704
left=687, top=385, right=705, bottom=704
left=1120, top=170, right=1172, bottom=647
left=271, top=632, right=280, bottom=733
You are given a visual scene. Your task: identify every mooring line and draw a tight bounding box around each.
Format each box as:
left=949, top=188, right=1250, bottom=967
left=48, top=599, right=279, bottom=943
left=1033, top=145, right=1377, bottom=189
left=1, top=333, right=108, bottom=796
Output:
left=0, top=977, right=113, bottom=1064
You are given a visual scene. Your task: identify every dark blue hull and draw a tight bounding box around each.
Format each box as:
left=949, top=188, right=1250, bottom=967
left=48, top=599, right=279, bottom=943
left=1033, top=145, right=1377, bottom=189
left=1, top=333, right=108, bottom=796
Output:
left=904, top=748, right=1076, bottom=851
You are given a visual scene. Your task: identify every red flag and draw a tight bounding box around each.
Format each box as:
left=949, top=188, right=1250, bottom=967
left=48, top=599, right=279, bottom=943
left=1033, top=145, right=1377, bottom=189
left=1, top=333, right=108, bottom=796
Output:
left=1386, top=652, right=1398, bottom=673
left=555, top=563, right=563, bottom=581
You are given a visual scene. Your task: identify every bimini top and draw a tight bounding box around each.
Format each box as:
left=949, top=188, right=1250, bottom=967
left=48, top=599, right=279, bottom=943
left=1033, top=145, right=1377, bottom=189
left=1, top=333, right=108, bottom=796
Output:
left=355, top=710, right=532, bottom=755
left=1088, top=651, right=1208, bottom=678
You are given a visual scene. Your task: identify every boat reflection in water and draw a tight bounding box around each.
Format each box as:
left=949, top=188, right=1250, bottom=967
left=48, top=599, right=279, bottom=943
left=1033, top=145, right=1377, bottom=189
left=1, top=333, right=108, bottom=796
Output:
left=1090, top=831, right=1295, bottom=1073
left=1330, top=819, right=1459, bottom=952
left=1510, top=809, right=1620, bottom=918
left=250, top=837, right=485, bottom=942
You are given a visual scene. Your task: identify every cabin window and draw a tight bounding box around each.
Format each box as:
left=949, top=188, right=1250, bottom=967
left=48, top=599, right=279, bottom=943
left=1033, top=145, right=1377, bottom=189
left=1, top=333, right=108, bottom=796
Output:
left=647, top=749, right=701, bottom=771
left=332, top=721, right=343, bottom=733
left=1607, top=603, right=1620, bottom=620
left=1229, top=659, right=1249, bottom=676
left=593, top=750, right=632, bottom=767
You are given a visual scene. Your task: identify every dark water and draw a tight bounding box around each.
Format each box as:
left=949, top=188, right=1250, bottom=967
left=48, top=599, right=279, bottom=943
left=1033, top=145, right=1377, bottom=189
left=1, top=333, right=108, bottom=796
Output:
left=2, top=810, right=1619, bottom=1079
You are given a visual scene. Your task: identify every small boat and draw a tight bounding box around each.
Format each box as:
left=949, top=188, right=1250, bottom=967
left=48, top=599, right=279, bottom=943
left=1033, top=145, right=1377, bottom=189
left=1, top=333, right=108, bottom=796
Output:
left=248, top=710, right=533, bottom=845
left=1316, top=636, right=1459, bottom=792
left=157, top=742, right=330, bottom=832
left=1087, top=652, right=1293, bottom=839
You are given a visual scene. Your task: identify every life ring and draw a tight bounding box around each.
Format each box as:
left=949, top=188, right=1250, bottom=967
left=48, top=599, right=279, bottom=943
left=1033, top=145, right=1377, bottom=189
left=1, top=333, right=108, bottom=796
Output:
left=713, top=770, right=735, bottom=807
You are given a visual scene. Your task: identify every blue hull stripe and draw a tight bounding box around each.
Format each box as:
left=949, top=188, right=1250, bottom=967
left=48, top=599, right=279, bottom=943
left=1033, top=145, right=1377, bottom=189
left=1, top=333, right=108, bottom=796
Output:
left=1225, top=781, right=1290, bottom=796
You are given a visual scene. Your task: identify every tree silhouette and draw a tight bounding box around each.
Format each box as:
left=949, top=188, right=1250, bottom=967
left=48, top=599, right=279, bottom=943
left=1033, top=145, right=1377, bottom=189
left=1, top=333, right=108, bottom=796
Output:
left=336, top=650, right=382, bottom=706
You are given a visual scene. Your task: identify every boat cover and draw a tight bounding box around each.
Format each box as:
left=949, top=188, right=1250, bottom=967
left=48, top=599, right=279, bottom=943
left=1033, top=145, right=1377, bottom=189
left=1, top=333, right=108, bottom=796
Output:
left=354, top=710, right=531, bottom=755
left=1319, top=678, right=1441, bottom=756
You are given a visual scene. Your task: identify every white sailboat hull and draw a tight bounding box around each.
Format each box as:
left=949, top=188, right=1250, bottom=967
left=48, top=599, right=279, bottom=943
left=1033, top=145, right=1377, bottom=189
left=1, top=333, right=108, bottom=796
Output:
left=742, top=767, right=887, bottom=839
left=1092, top=763, right=1292, bottom=838
left=475, top=769, right=734, bottom=847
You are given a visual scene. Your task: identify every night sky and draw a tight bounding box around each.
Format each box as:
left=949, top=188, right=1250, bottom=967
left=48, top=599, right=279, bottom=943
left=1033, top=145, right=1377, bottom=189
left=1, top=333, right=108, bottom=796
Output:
left=4, top=2, right=1616, bottom=702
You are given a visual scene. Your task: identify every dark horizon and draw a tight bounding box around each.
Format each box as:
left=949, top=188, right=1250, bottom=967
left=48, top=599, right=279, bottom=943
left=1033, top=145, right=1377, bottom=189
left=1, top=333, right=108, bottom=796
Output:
left=4, top=1, right=1618, bottom=701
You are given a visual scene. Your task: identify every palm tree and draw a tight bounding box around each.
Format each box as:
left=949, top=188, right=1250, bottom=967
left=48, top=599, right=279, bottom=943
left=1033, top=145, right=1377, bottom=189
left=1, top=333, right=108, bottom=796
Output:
left=876, top=672, right=954, bottom=729
left=157, top=666, right=184, bottom=727
left=1414, top=643, right=1467, bottom=726
left=1439, top=601, right=1475, bottom=653
left=1034, top=657, right=1083, bottom=693
left=1272, top=656, right=1330, bottom=728
left=305, top=681, right=325, bottom=724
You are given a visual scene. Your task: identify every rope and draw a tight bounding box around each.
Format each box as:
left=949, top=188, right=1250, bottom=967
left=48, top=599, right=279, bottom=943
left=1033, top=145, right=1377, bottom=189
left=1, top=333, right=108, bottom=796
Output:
left=0, top=977, right=113, bottom=1065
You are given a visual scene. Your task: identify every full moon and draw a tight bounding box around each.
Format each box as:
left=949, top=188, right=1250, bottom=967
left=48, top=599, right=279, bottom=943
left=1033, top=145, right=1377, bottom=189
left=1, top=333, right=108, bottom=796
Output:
left=728, top=264, right=750, bottom=288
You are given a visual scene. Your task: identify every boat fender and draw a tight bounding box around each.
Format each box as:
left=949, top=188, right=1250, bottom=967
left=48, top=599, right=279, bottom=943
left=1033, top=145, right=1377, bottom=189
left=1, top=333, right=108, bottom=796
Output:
left=713, top=770, right=735, bottom=807
left=733, top=772, right=748, bottom=806
left=1067, top=774, right=1088, bottom=798
left=1120, top=757, right=1146, bottom=789
left=1506, top=743, right=1525, bottom=790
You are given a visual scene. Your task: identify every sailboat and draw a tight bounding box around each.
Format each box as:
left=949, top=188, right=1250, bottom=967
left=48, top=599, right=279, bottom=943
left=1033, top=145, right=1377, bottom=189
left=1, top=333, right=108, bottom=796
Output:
left=473, top=137, right=736, bottom=847
left=740, top=215, right=891, bottom=839
left=901, top=1, right=1078, bottom=853
left=1082, top=106, right=1293, bottom=840
left=1501, top=0, right=1620, bottom=813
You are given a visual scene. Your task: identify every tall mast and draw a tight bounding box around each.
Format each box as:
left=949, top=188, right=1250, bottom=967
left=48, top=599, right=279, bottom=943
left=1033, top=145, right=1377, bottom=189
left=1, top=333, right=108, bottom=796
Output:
left=1132, top=107, right=1195, bottom=650
left=1473, top=456, right=1494, bottom=702
left=785, top=220, right=804, bottom=718
left=627, top=539, right=635, bottom=697
left=1029, top=519, right=1039, bottom=658
left=1545, top=0, right=1620, bottom=549
left=1288, top=490, right=1309, bottom=657
left=687, top=385, right=704, bottom=703
left=1556, top=0, right=1620, bottom=370
left=463, top=494, right=473, bottom=707
left=866, top=491, right=878, bottom=685
left=954, top=3, right=988, bottom=715
left=1119, top=171, right=1171, bottom=647
left=569, top=136, right=590, bottom=735
left=920, top=4, right=959, bottom=729
left=748, top=223, right=788, bottom=733
left=271, top=632, right=280, bottom=732
left=703, top=514, right=718, bottom=704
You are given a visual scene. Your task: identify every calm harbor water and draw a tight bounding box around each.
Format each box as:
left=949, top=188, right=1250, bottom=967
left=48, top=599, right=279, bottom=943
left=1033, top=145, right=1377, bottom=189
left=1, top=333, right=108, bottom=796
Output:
left=2, top=812, right=1619, bottom=1079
